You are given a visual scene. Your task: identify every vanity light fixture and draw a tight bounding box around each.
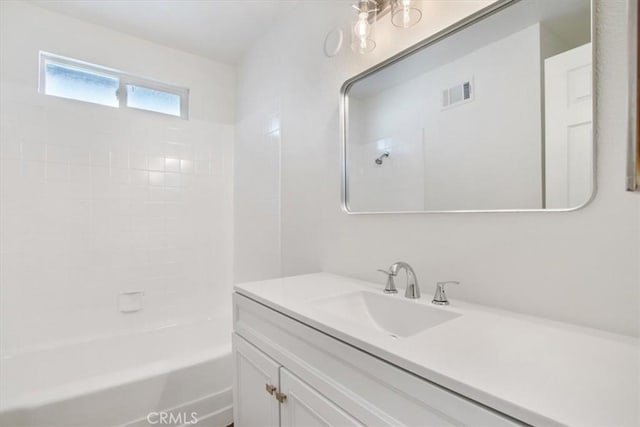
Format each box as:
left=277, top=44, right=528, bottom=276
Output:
left=351, top=0, right=378, bottom=54
left=391, top=0, right=422, bottom=28
left=351, top=0, right=422, bottom=54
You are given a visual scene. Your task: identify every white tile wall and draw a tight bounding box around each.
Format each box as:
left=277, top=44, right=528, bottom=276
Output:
left=0, top=1, right=234, bottom=356
left=234, top=50, right=283, bottom=283
left=233, top=103, right=282, bottom=283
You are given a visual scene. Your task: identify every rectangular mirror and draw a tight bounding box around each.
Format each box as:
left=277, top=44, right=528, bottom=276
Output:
left=341, top=0, right=594, bottom=213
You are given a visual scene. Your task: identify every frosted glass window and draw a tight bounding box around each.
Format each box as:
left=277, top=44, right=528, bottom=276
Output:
left=39, top=52, right=189, bottom=119
left=44, top=62, right=119, bottom=107
left=126, top=85, right=182, bottom=117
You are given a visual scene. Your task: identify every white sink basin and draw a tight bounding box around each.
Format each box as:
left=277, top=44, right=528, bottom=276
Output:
left=312, top=291, right=460, bottom=338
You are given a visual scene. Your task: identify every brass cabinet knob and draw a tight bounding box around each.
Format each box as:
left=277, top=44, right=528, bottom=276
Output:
left=265, top=384, right=277, bottom=395
left=275, top=391, right=287, bottom=403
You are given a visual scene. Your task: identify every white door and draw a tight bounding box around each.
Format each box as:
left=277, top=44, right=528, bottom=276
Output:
left=544, top=43, right=593, bottom=208
left=279, top=368, right=363, bottom=427
left=233, top=334, right=281, bottom=427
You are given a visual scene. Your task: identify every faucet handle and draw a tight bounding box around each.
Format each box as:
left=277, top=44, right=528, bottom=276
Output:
left=432, top=281, right=459, bottom=306
left=377, top=269, right=398, bottom=294
left=437, top=280, right=460, bottom=286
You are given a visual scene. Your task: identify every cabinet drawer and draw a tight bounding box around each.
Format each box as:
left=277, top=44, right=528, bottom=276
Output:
left=234, top=293, right=523, bottom=427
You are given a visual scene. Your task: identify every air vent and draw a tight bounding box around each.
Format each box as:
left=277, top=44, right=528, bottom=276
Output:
left=442, top=79, right=473, bottom=109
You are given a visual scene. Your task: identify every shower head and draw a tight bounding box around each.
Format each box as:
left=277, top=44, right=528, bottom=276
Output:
left=375, top=151, right=390, bottom=165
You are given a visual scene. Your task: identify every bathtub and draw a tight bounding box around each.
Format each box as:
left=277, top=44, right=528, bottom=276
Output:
left=0, top=316, right=233, bottom=427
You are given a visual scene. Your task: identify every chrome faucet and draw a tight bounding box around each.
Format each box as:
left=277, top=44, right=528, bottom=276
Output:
left=432, top=281, right=459, bottom=305
left=377, top=262, right=420, bottom=299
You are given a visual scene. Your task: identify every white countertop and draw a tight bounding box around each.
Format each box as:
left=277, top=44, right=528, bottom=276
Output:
left=235, top=273, right=640, bottom=427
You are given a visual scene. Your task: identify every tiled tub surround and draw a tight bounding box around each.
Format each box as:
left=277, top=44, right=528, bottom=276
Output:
left=0, top=93, right=233, bottom=352
left=0, top=0, right=234, bottom=358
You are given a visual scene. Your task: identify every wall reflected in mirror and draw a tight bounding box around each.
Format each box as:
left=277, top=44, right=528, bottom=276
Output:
left=343, top=0, right=593, bottom=213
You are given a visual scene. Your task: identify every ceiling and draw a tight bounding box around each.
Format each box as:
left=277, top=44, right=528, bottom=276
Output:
left=28, top=0, right=297, bottom=64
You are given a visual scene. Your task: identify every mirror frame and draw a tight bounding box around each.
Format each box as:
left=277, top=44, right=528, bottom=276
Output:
left=340, top=0, right=597, bottom=214
left=628, top=0, right=639, bottom=191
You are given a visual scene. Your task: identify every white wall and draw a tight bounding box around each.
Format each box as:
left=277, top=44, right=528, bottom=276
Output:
left=235, top=0, right=640, bottom=337
left=0, top=1, right=235, bottom=357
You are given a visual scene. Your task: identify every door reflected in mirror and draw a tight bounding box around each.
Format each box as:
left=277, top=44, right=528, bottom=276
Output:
left=342, top=0, right=593, bottom=213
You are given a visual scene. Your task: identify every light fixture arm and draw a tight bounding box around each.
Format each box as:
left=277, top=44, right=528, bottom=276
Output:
left=369, top=0, right=391, bottom=23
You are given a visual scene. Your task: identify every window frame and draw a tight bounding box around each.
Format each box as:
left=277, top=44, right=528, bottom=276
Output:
left=39, top=52, right=189, bottom=119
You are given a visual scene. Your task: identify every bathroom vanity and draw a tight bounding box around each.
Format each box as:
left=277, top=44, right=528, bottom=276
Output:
left=233, top=273, right=639, bottom=427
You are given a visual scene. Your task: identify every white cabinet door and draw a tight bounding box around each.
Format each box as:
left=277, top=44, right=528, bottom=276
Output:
left=233, top=334, right=281, bottom=427
left=280, top=368, right=364, bottom=427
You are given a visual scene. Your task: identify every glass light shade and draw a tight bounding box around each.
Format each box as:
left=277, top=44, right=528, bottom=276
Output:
left=391, top=0, right=422, bottom=28
left=351, top=0, right=377, bottom=53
